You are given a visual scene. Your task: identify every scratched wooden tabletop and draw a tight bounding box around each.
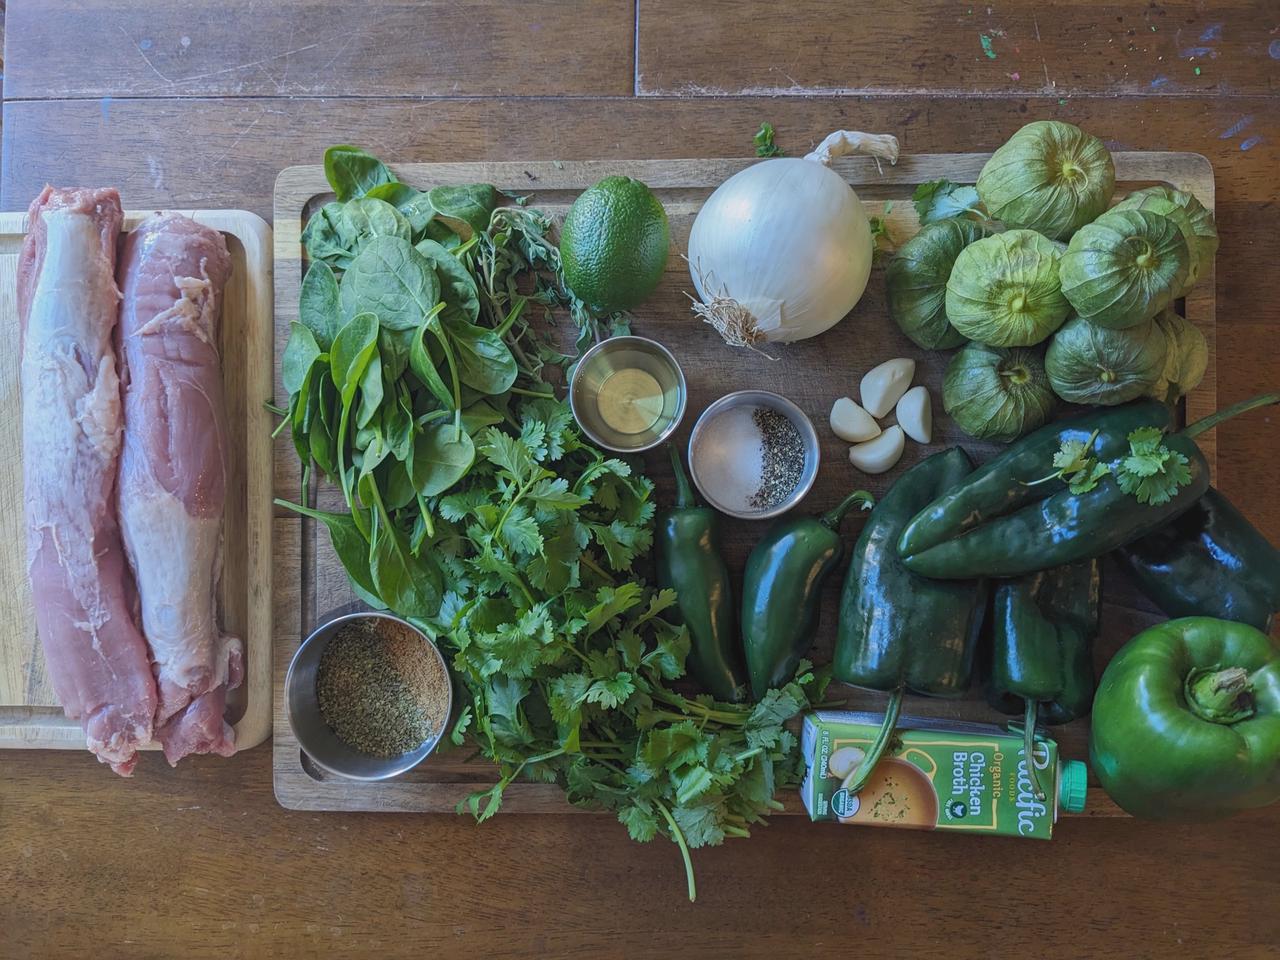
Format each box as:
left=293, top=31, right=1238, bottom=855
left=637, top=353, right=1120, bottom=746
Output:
left=3, top=2, right=1280, bottom=957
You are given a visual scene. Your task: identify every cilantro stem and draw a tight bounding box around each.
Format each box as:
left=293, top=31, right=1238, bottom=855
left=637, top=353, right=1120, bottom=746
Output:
left=1181, top=392, right=1280, bottom=440
left=654, top=800, right=696, bottom=903
left=509, top=386, right=557, bottom=399
left=579, top=552, right=615, bottom=585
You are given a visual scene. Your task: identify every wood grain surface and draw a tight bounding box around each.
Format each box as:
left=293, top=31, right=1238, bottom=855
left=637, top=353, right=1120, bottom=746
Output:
left=4, top=1, right=1280, bottom=957
left=0, top=210, right=276, bottom=753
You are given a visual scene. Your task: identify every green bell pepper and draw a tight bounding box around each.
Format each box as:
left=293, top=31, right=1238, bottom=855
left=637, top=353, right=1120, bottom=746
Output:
left=1115, top=487, right=1280, bottom=632
left=1090, top=616, right=1280, bottom=820
left=832, top=448, right=988, bottom=793
left=655, top=446, right=748, bottom=702
left=987, top=559, right=1101, bottom=800
left=741, top=488, right=873, bottom=700
left=898, top=394, right=1280, bottom=580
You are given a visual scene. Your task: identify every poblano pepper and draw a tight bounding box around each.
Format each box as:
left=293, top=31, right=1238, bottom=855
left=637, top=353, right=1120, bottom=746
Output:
left=898, top=394, right=1280, bottom=579
left=987, top=559, right=1101, bottom=800
left=1115, top=487, right=1280, bottom=632
left=741, top=488, right=874, bottom=700
left=832, top=448, right=988, bottom=794
left=1090, top=616, right=1280, bottom=820
left=655, top=446, right=749, bottom=702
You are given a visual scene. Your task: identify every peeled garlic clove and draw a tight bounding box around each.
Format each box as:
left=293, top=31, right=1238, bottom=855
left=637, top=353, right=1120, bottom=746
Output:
left=830, top=397, right=881, bottom=443
left=849, top=425, right=905, bottom=474
left=827, top=745, right=866, bottom=780
left=860, top=358, right=916, bottom=418
left=896, top=385, right=933, bottom=444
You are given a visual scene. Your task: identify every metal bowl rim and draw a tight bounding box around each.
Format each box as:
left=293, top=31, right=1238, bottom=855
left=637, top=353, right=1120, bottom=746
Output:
left=687, top=389, right=821, bottom=520
left=285, top=610, right=453, bottom=781
left=568, top=335, right=688, bottom=453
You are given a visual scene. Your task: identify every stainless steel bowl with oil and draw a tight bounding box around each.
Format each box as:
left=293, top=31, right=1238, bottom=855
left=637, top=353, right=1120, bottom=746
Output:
left=569, top=336, right=687, bottom=452
left=285, top=610, right=452, bottom=781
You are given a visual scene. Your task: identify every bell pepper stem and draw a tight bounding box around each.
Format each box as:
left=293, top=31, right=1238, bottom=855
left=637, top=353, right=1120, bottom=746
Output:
left=842, top=686, right=903, bottom=795
left=667, top=444, right=697, bottom=509
left=1023, top=699, right=1046, bottom=802
left=1185, top=666, right=1256, bottom=724
left=1181, top=392, right=1280, bottom=440
left=820, top=489, right=876, bottom=530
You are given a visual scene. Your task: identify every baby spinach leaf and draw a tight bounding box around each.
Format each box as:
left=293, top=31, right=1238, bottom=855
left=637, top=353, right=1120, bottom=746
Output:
left=330, top=312, right=381, bottom=393
left=355, top=344, right=384, bottom=430
left=378, top=326, right=414, bottom=384
left=325, top=144, right=397, bottom=202
left=414, top=238, right=481, bottom=324
left=380, top=456, right=417, bottom=511
left=298, top=261, right=342, bottom=350
left=282, top=322, right=321, bottom=396
left=461, top=399, right=506, bottom=434
left=426, top=184, right=500, bottom=238
left=369, top=517, right=442, bottom=618
left=410, top=310, right=457, bottom=410
left=444, top=317, right=519, bottom=395
left=411, top=421, right=477, bottom=496
left=301, top=202, right=362, bottom=271
left=366, top=182, right=436, bottom=239
left=342, top=197, right=412, bottom=250
left=339, top=236, right=441, bottom=331
left=275, top=499, right=379, bottom=602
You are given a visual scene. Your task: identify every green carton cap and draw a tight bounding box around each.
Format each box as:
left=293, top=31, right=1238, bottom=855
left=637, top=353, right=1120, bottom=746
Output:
left=1059, top=760, right=1088, bottom=814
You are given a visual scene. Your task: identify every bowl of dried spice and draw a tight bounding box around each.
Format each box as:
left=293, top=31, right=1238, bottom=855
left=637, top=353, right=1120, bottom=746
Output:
left=687, top=390, right=820, bottom=519
left=286, top=611, right=453, bottom=780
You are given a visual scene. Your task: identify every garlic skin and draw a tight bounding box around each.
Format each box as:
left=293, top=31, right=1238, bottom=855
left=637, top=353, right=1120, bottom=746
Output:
left=860, top=358, right=916, bottom=418
left=829, top=397, right=881, bottom=443
left=849, top=425, right=905, bottom=474
left=896, top=385, right=933, bottom=444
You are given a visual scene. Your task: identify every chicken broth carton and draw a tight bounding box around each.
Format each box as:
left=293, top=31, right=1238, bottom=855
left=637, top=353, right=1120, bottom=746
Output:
left=800, top=711, right=1088, bottom=838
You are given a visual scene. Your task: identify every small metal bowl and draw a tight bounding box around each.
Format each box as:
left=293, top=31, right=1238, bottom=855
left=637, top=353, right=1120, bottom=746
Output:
left=569, top=336, right=687, bottom=452
left=285, top=611, right=452, bottom=781
left=688, top=390, right=820, bottom=520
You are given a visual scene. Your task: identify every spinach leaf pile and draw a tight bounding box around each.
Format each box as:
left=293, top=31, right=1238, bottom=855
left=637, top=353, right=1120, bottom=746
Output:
left=278, top=147, right=823, bottom=899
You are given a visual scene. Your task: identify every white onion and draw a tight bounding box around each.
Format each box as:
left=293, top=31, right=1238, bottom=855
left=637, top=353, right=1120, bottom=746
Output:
left=687, top=130, right=899, bottom=348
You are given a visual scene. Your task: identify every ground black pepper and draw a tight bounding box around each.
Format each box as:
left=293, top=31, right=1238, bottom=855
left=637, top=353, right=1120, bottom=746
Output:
left=749, top=407, right=806, bottom=509
left=316, top=618, right=450, bottom=758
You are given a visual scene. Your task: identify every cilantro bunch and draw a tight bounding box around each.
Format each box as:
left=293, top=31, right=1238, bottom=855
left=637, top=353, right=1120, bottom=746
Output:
left=424, top=392, right=825, bottom=901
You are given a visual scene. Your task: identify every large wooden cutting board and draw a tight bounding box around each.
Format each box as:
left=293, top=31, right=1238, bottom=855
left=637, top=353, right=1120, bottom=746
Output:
left=273, top=153, right=1216, bottom=814
left=0, top=209, right=275, bottom=757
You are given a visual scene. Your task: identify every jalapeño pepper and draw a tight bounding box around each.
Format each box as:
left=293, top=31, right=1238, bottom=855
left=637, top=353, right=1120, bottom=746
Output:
left=898, top=394, right=1280, bottom=580
left=987, top=559, right=1101, bottom=800
left=741, top=488, right=874, bottom=700
left=655, top=446, right=748, bottom=702
left=832, top=448, right=988, bottom=794
left=1115, top=487, right=1280, bottom=632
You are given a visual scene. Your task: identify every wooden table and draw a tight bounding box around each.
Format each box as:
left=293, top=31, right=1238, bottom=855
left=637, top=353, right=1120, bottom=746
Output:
left=3, top=2, right=1280, bottom=956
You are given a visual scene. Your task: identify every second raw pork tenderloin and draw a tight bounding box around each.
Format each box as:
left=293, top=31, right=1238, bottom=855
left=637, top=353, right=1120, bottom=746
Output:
left=116, top=213, right=241, bottom=763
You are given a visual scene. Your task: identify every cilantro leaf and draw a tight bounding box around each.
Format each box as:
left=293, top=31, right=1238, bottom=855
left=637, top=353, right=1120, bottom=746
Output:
left=753, top=121, right=785, bottom=158
left=912, top=178, right=985, bottom=225
left=1032, top=429, right=1109, bottom=493
left=1113, top=427, right=1194, bottom=505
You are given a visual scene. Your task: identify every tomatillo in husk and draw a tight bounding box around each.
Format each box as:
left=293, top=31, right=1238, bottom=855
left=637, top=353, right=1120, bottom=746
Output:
left=1090, top=617, right=1280, bottom=820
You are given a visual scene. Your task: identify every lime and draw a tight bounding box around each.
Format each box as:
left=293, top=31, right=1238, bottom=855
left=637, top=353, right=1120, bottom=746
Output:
left=559, top=176, right=670, bottom=313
